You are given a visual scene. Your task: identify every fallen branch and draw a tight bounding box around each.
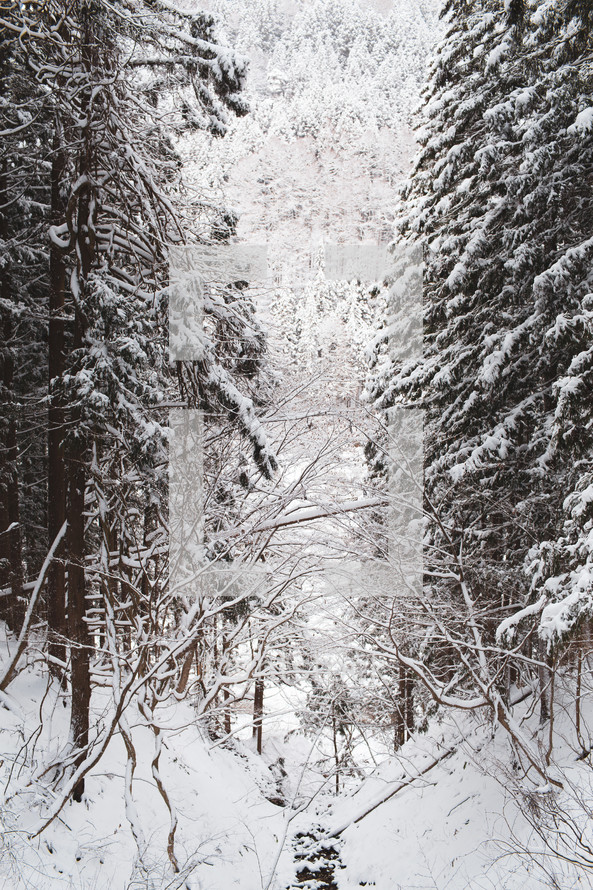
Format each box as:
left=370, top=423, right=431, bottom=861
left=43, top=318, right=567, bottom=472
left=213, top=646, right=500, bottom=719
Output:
left=327, top=683, right=541, bottom=837
left=327, top=745, right=457, bottom=839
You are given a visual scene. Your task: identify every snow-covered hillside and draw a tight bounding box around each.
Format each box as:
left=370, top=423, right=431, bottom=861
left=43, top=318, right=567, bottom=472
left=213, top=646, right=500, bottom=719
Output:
left=184, top=0, right=439, bottom=268
left=5, top=638, right=593, bottom=889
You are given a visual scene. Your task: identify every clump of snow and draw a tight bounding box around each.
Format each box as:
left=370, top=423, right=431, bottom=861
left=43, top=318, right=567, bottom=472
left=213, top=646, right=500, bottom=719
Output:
left=496, top=594, right=547, bottom=643
left=568, top=107, right=593, bottom=135
left=539, top=575, right=593, bottom=646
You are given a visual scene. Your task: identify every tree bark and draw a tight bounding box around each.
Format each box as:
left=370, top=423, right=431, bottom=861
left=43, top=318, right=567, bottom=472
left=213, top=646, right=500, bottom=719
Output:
left=253, top=676, right=264, bottom=755
left=394, top=664, right=414, bottom=750
left=67, top=293, right=90, bottom=801
left=68, top=7, right=95, bottom=797
left=67, top=426, right=90, bottom=802
left=537, top=638, right=550, bottom=724
left=47, top=126, right=67, bottom=673
left=0, top=157, right=23, bottom=633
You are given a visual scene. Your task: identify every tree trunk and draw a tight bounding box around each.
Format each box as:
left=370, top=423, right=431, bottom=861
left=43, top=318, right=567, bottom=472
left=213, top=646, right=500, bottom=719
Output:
left=68, top=10, right=95, bottom=796
left=47, top=127, right=67, bottom=674
left=394, top=664, right=414, bottom=750
left=67, top=421, right=90, bottom=802
left=224, top=686, right=231, bottom=736
left=176, top=645, right=195, bottom=696
left=576, top=641, right=583, bottom=750
left=253, top=676, right=264, bottom=754
left=404, top=668, right=414, bottom=738
left=67, top=289, right=90, bottom=801
left=332, top=709, right=340, bottom=795
left=0, top=158, right=23, bottom=633
left=537, top=638, right=550, bottom=724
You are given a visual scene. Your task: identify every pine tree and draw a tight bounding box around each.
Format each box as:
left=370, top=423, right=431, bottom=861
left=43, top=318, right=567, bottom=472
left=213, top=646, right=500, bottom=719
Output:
left=0, top=0, right=275, bottom=807
left=0, top=15, right=53, bottom=634
left=367, top=0, right=593, bottom=732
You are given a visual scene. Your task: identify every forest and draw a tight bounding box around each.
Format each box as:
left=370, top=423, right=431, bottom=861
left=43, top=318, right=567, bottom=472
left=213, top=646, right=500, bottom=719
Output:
left=0, top=0, right=592, bottom=888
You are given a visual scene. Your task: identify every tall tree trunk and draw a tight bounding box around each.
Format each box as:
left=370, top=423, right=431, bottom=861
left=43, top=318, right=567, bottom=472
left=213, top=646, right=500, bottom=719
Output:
left=47, top=127, right=67, bottom=673
left=67, top=296, right=90, bottom=801
left=0, top=281, right=23, bottom=633
left=0, top=161, right=23, bottom=633
left=67, top=428, right=90, bottom=802
left=68, top=10, right=95, bottom=796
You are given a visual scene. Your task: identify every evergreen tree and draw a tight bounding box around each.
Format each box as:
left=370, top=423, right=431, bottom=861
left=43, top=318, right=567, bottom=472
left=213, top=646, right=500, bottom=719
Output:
left=0, top=0, right=274, bottom=807
left=367, top=0, right=593, bottom=726
left=0, top=13, right=54, bottom=634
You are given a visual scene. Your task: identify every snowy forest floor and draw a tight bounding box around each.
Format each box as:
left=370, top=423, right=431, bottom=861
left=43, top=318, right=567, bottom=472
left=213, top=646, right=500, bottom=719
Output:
left=3, top=638, right=593, bottom=889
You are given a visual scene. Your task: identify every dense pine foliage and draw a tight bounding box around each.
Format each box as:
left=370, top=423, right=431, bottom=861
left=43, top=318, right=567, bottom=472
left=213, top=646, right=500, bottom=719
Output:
left=367, top=0, right=593, bottom=737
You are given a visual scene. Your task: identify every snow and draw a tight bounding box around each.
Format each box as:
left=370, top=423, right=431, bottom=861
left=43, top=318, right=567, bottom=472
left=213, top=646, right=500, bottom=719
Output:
left=477, top=320, right=536, bottom=387
left=0, top=657, right=290, bottom=890
left=486, top=40, right=506, bottom=69
left=48, top=224, right=71, bottom=249
left=446, top=261, right=466, bottom=292
left=6, top=638, right=593, bottom=890
left=301, top=697, right=593, bottom=890
left=568, top=107, right=593, bottom=135
left=496, top=594, right=547, bottom=643
left=567, top=483, right=593, bottom=516
left=539, top=587, right=592, bottom=644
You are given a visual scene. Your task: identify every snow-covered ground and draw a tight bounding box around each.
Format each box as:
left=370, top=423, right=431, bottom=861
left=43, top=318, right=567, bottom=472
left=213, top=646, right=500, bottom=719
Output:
left=4, top=632, right=593, bottom=889
left=0, top=638, right=284, bottom=890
